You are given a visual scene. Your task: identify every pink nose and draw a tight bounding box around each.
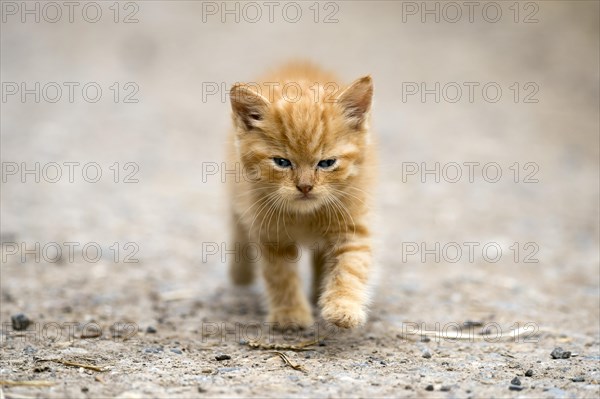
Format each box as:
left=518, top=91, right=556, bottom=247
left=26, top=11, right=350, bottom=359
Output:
left=296, top=184, right=313, bottom=194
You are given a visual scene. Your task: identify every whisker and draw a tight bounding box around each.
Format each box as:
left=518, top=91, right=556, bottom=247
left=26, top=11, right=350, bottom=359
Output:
left=329, top=187, right=368, bottom=207
left=248, top=192, right=280, bottom=237
left=264, top=196, right=282, bottom=242
left=330, top=195, right=356, bottom=240
left=237, top=191, right=276, bottom=223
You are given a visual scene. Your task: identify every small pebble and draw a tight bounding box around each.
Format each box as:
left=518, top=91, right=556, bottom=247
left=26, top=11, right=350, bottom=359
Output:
left=425, top=384, right=434, bottom=391
left=571, top=376, right=585, bottom=382
left=11, top=313, right=31, bottom=331
left=525, top=369, right=534, bottom=377
left=215, top=354, right=231, bottom=361
left=422, top=350, right=432, bottom=359
left=511, top=377, right=521, bottom=386
left=550, top=347, right=571, bottom=359
left=463, top=320, right=484, bottom=327
left=170, top=348, right=183, bottom=354
left=440, top=385, right=451, bottom=392
left=146, top=326, right=157, bottom=334
left=480, top=327, right=494, bottom=335
left=509, top=385, right=524, bottom=391
left=218, top=367, right=240, bottom=373
left=421, top=336, right=431, bottom=343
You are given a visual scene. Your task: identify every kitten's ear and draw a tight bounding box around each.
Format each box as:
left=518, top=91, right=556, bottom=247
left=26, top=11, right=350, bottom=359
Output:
left=230, top=83, right=270, bottom=131
left=336, top=76, right=373, bottom=130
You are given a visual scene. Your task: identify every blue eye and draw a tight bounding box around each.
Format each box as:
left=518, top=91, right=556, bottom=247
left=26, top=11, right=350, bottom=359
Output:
left=273, top=158, right=292, bottom=168
left=317, top=159, right=336, bottom=168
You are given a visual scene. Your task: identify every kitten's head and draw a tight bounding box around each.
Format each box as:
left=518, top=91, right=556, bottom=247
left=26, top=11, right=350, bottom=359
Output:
left=230, top=76, right=373, bottom=214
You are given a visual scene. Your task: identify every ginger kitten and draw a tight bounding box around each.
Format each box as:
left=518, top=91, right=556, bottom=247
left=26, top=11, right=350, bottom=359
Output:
left=227, top=62, right=375, bottom=329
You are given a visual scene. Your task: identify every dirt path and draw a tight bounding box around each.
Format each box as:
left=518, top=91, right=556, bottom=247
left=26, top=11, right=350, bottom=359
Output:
left=1, top=1, right=599, bottom=398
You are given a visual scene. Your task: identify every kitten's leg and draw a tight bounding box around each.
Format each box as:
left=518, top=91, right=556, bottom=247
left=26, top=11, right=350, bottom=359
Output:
left=262, top=243, right=314, bottom=329
left=228, top=220, right=256, bottom=285
left=319, top=234, right=371, bottom=329
left=311, top=247, right=327, bottom=304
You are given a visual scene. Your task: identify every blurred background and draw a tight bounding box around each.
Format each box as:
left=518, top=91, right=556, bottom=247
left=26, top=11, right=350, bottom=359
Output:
left=1, top=1, right=599, bottom=396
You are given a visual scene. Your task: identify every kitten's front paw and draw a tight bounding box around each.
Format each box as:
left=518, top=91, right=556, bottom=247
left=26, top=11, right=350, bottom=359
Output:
left=268, top=306, right=314, bottom=330
left=321, top=299, right=366, bottom=329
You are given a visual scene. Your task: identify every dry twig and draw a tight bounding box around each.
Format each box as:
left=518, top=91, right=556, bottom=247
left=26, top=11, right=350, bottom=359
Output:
left=270, top=351, right=306, bottom=372
left=246, top=334, right=329, bottom=351
left=35, top=358, right=106, bottom=372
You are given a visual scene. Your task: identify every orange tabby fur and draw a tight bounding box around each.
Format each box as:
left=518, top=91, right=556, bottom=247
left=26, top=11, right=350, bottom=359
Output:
left=227, top=62, right=375, bottom=329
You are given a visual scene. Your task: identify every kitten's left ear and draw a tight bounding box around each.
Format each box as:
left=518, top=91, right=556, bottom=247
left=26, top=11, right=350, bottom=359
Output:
left=336, top=76, right=373, bottom=130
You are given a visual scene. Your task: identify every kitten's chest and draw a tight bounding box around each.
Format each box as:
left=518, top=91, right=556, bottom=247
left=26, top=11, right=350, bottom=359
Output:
left=287, top=222, right=323, bottom=244
left=276, top=214, right=323, bottom=241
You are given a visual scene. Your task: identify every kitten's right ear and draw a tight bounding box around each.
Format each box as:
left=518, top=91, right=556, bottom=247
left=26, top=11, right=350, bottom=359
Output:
left=230, top=83, right=270, bottom=131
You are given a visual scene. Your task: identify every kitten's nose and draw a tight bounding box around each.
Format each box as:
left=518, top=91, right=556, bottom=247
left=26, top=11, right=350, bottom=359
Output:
left=296, top=184, right=313, bottom=194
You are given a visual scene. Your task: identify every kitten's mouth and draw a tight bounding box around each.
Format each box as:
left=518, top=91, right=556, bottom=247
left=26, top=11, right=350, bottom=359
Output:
left=297, top=194, right=316, bottom=201
left=291, top=193, right=323, bottom=213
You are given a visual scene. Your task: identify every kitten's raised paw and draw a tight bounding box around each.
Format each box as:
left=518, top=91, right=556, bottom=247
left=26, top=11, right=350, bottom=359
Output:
left=268, top=306, right=314, bottom=330
left=321, top=300, right=366, bottom=329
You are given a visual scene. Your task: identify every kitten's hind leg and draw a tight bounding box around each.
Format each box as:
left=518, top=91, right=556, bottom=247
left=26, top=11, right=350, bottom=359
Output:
left=228, top=221, right=256, bottom=285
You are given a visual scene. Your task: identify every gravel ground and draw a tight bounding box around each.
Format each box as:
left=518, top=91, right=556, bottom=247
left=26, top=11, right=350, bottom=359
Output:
left=1, top=1, right=599, bottom=398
